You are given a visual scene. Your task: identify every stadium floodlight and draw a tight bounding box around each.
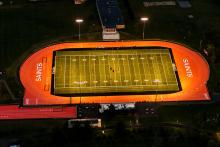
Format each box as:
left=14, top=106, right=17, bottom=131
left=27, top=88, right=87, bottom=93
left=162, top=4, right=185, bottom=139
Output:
left=140, top=17, right=149, bottom=40
left=140, top=17, right=149, bottom=21
left=75, top=19, right=83, bottom=23
left=75, top=18, right=84, bottom=40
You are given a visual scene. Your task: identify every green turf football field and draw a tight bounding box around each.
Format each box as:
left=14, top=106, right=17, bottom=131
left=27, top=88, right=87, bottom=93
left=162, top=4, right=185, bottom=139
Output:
left=53, top=48, right=180, bottom=95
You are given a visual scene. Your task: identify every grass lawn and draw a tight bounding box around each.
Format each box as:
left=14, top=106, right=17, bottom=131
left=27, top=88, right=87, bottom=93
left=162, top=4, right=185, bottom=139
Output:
left=53, top=48, right=179, bottom=95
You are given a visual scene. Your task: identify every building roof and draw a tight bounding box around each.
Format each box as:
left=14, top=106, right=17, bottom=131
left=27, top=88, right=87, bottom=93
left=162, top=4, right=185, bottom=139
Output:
left=97, top=0, right=124, bottom=28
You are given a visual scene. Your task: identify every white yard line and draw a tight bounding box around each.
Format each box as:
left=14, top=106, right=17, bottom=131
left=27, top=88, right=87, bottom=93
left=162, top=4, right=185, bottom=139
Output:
left=89, top=56, right=92, bottom=88
left=84, top=56, right=86, bottom=88
left=69, top=56, right=71, bottom=88
left=97, top=56, right=101, bottom=87
left=167, top=53, right=179, bottom=84
left=103, top=55, right=106, bottom=86
left=136, top=51, right=142, bottom=86
left=131, top=55, right=136, bottom=85
left=54, top=56, right=57, bottom=89
left=93, top=56, right=96, bottom=87
left=72, top=57, right=77, bottom=87
left=152, top=55, right=158, bottom=83
left=122, top=56, right=127, bottom=85
left=146, top=55, right=153, bottom=85
left=64, top=56, right=66, bottom=88
left=117, top=54, right=122, bottom=86
left=79, top=56, right=81, bottom=89
left=125, top=55, right=132, bottom=84
left=160, top=53, right=168, bottom=85
left=106, top=55, right=111, bottom=84
left=113, top=55, right=117, bottom=87
left=142, top=55, right=147, bottom=85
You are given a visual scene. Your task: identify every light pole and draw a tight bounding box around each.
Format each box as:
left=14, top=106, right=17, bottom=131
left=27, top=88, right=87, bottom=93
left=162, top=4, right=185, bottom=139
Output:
left=140, top=17, right=149, bottom=40
left=75, top=18, right=83, bottom=40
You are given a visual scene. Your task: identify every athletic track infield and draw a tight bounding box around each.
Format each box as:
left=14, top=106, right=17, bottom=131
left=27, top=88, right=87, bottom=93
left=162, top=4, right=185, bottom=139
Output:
left=20, top=41, right=210, bottom=105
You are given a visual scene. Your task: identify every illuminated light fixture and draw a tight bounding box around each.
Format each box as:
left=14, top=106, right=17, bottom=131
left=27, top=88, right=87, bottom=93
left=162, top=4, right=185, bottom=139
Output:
left=140, top=17, right=149, bottom=40
left=75, top=18, right=84, bottom=40
left=140, top=17, right=149, bottom=21
left=75, top=19, right=83, bottom=23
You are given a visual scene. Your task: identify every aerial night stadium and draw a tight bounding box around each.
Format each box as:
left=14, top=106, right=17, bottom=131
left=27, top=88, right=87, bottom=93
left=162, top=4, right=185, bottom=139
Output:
left=20, top=41, right=209, bottom=105
left=0, top=0, right=220, bottom=146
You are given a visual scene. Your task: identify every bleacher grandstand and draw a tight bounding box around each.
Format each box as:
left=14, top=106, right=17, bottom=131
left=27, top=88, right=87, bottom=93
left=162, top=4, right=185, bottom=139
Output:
left=96, top=0, right=125, bottom=40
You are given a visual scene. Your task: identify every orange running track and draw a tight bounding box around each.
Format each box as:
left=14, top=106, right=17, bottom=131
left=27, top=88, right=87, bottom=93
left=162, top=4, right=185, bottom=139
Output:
left=20, top=40, right=210, bottom=105
left=0, top=105, right=77, bottom=120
